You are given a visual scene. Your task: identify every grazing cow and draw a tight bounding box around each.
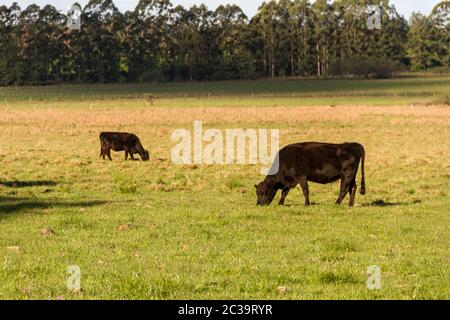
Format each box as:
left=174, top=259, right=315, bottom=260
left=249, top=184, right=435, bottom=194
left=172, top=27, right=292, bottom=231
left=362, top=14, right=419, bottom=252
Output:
left=100, top=132, right=150, bottom=161
left=255, top=142, right=366, bottom=207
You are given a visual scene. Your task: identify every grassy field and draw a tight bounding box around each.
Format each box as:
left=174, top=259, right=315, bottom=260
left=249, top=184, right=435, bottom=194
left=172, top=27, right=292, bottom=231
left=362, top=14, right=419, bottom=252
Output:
left=1, top=76, right=449, bottom=107
left=0, top=77, right=449, bottom=300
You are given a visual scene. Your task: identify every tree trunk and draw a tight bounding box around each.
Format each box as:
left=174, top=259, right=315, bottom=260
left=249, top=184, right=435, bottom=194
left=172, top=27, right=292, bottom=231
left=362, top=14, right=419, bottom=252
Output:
left=317, top=43, right=321, bottom=77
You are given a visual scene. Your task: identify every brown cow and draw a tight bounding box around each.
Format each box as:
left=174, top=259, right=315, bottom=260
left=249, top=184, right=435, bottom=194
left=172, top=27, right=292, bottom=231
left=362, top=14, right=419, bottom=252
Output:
left=255, top=142, right=366, bottom=207
left=100, top=132, right=150, bottom=161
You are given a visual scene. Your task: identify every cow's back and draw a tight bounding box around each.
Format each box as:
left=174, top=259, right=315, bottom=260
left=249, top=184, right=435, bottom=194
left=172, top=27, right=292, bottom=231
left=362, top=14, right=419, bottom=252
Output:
left=100, top=132, right=137, bottom=150
left=278, top=142, right=361, bottom=184
left=279, top=142, right=337, bottom=168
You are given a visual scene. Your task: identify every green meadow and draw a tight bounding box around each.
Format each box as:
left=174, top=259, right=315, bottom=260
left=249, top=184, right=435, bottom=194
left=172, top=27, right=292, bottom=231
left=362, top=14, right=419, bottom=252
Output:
left=1, top=75, right=449, bottom=107
left=0, top=76, right=449, bottom=299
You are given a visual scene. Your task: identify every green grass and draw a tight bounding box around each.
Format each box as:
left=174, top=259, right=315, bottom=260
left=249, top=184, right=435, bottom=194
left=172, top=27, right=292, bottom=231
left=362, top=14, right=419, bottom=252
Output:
left=0, top=77, right=449, bottom=300
left=1, top=76, right=449, bottom=107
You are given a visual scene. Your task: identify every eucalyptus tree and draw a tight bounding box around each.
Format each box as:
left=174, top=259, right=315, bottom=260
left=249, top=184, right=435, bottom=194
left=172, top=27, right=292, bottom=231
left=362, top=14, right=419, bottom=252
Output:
left=81, top=0, right=123, bottom=82
left=312, top=0, right=335, bottom=76
left=288, top=0, right=315, bottom=76
left=0, top=0, right=445, bottom=84
left=432, top=0, right=450, bottom=28
left=0, top=3, right=21, bottom=85
left=407, top=13, right=442, bottom=70
left=431, top=0, right=449, bottom=66
left=333, top=0, right=369, bottom=59
left=407, top=1, right=448, bottom=70
left=194, top=4, right=218, bottom=80
left=14, top=4, right=42, bottom=83
left=129, top=0, right=173, bottom=81
left=14, top=4, right=65, bottom=83
left=377, top=1, right=408, bottom=62
left=170, top=4, right=215, bottom=81
left=253, top=0, right=287, bottom=78
left=213, top=4, right=254, bottom=79
left=37, top=5, right=65, bottom=83
left=164, top=5, right=189, bottom=80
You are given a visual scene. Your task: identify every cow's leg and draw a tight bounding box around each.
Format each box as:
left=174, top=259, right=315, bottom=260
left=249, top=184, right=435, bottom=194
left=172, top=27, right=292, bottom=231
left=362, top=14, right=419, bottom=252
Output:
left=278, top=188, right=290, bottom=206
left=336, top=179, right=348, bottom=205
left=348, top=178, right=357, bottom=207
left=336, top=179, right=344, bottom=204
left=125, top=150, right=129, bottom=161
left=299, top=177, right=310, bottom=206
left=336, top=173, right=353, bottom=205
left=130, top=152, right=135, bottom=161
left=100, top=147, right=105, bottom=160
left=107, top=148, right=112, bottom=161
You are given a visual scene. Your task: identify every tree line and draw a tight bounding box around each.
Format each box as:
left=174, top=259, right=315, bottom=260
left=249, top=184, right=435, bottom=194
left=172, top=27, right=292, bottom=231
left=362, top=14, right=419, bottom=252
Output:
left=0, top=0, right=448, bottom=85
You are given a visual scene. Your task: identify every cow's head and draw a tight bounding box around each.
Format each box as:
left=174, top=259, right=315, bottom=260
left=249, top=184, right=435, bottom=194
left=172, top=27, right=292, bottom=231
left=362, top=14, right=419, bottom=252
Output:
left=141, top=150, right=150, bottom=161
left=255, top=180, right=277, bottom=206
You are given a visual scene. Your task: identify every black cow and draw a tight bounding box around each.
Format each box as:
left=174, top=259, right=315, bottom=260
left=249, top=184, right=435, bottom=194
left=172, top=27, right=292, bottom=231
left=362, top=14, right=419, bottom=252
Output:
left=100, top=132, right=150, bottom=161
left=255, top=142, right=366, bottom=207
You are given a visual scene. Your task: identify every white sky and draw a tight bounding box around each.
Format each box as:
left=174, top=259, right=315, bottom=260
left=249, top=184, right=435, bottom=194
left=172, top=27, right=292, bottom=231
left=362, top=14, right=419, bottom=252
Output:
left=1, top=0, right=441, bottom=18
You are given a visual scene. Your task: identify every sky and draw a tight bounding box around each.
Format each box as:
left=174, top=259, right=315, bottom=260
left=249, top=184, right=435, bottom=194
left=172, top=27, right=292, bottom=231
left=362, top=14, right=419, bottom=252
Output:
left=1, top=0, right=442, bottom=19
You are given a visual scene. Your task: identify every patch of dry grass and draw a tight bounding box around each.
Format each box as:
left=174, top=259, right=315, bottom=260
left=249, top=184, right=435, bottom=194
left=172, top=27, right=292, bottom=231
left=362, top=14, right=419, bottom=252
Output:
left=0, top=99, right=448, bottom=300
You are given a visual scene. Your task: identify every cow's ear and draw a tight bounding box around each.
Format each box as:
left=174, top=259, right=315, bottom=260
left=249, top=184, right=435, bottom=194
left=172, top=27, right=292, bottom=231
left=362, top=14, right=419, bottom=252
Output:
left=254, top=184, right=258, bottom=189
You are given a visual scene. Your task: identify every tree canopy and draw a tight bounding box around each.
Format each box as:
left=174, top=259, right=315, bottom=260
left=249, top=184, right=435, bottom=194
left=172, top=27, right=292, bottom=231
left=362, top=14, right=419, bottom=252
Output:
left=0, top=0, right=448, bottom=85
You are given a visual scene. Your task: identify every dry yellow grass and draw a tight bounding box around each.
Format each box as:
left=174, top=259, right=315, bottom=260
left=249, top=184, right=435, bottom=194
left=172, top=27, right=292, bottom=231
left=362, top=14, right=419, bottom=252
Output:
left=2, top=104, right=449, bottom=125
left=1, top=103, right=448, bottom=198
left=0, top=101, right=449, bottom=299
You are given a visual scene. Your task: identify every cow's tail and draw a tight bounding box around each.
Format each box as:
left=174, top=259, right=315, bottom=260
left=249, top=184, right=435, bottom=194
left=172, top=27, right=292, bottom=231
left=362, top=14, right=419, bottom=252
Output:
left=359, top=144, right=366, bottom=195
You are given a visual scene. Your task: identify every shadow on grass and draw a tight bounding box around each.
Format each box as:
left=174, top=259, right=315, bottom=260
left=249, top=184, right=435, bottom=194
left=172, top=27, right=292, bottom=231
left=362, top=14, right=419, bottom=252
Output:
left=0, top=180, right=59, bottom=188
left=279, top=199, right=421, bottom=208
left=0, top=196, right=107, bottom=217
left=281, top=202, right=318, bottom=207
left=362, top=199, right=422, bottom=207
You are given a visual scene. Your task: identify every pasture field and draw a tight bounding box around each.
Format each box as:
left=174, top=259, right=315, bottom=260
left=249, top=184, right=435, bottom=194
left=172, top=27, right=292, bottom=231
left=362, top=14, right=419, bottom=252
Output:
left=1, top=75, right=449, bottom=107
left=0, top=77, right=449, bottom=300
